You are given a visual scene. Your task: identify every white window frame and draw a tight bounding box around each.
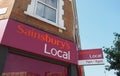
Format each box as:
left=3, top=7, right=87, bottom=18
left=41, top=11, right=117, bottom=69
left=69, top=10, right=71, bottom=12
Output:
left=24, top=0, right=65, bottom=30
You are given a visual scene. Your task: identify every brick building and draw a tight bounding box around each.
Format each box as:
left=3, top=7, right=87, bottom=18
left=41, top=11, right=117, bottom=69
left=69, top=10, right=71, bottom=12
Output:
left=0, top=0, right=83, bottom=76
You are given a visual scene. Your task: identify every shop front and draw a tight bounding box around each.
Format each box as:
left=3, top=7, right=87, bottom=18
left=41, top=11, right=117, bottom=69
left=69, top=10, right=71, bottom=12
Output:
left=0, top=19, right=78, bottom=76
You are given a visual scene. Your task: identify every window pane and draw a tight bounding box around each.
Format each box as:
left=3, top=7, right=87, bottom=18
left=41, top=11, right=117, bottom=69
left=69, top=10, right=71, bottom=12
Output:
left=36, top=2, right=44, bottom=17
left=45, top=6, right=56, bottom=22
left=45, top=0, right=57, bottom=8
left=39, top=0, right=45, bottom=2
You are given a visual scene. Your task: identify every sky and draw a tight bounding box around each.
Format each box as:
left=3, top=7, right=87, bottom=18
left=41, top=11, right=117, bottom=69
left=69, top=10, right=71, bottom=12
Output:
left=76, top=0, right=120, bottom=76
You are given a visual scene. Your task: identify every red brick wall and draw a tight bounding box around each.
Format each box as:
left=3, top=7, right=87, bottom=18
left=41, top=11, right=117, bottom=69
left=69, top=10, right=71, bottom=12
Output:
left=10, top=0, right=75, bottom=41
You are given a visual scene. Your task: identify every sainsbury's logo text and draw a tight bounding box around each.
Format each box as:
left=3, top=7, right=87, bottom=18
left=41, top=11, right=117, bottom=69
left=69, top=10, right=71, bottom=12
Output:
left=17, top=25, right=71, bottom=50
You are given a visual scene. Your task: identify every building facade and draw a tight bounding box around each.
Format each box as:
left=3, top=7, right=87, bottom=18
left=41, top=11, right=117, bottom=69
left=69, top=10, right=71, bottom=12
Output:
left=0, top=0, right=83, bottom=76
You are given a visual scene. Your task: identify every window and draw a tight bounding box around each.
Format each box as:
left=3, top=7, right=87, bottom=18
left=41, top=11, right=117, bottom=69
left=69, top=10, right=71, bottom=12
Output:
left=36, top=0, right=57, bottom=22
left=25, top=0, right=65, bottom=29
left=3, top=53, right=68, bottom=76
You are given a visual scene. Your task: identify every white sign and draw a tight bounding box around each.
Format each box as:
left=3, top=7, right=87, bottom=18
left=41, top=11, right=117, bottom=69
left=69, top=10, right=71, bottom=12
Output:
left=78, top=59, right=104, bottom=65
left=0, top=7, right=8, bottom=15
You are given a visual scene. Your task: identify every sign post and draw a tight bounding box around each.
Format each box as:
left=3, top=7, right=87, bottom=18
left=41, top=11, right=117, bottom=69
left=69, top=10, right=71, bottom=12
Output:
left=78, top=49, right=104, bottom=65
